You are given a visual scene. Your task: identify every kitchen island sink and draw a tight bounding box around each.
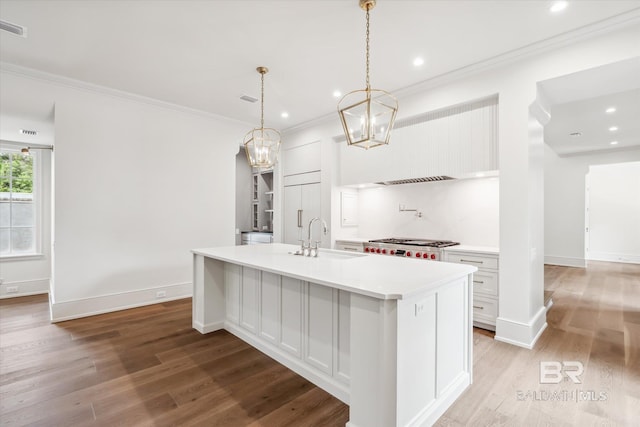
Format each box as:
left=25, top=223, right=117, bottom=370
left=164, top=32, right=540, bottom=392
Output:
left=192, top=243, right=476, bottom=427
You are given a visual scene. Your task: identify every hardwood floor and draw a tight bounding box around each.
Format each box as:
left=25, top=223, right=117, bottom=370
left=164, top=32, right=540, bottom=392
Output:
left=437, top=261, right=640, bottom=426
left=1, top=261, right=638, bottom=426
left=0, top=296, right=348, bottom=426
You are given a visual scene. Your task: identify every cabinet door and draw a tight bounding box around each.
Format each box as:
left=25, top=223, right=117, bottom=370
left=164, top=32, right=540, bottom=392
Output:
left=240, top=267, right=260, bottom=333
left=283, top=183, right=321, bottom=245
left=282, top=141, right=321, bottom=177
left=283, top=185, right=302, bottom=245
left=301, top=183, right=322, bottom=244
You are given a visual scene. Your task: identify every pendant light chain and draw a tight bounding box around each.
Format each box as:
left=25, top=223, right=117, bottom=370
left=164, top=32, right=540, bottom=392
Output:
left=365, top=6, right=370, bottom=90
left=260, top=71, right=265, bottom=129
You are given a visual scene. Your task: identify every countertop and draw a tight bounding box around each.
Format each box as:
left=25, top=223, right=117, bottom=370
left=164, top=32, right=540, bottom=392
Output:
left=193, top=243, right=476, bottom=300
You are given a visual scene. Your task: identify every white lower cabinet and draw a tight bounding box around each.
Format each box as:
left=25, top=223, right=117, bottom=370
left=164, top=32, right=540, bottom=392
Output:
left=445, top=249, right=499, bottom=331
left=240, top=267, right=260, bottom=333
left=280, top=276, right=303, bottom=356
left=304, top=283, right=334, bottom=374
left=224, top=264, right=350, bottom=388
left=259, top=272, right=281, bottom=345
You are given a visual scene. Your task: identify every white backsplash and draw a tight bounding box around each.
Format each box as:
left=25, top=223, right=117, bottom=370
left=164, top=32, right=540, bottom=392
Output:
left=357, top=177, right=499, bottom=247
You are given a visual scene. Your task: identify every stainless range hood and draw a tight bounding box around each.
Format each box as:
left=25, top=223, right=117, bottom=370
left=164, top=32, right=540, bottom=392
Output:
left=375, top=176, right=455, bottom=185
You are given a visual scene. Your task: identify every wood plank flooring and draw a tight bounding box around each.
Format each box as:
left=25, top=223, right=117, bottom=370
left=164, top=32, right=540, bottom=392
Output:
left=437, top=261, right=640, bottom=426
left=1, top=260, right=638, bottom=426
left=0, top=297, right=348, bottom=426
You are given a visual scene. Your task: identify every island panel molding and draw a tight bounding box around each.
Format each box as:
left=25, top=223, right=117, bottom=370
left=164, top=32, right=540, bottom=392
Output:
left=192, top=244, right=476, bottom=427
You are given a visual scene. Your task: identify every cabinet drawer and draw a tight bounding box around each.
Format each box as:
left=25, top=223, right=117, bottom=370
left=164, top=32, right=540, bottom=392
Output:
left=473, top=296, right=498, bottom=321
left=335, top=241, right=364, bottom=252
left=472, top=270, right=498, bottom=296
left=447, top=252, right=498, bottom=270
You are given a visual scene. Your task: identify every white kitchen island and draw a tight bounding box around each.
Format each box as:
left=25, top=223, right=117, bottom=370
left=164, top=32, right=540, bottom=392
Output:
left=192, top=243, right=476, bottom=427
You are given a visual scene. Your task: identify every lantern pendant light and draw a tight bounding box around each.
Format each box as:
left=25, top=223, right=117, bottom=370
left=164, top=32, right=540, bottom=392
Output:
left=244, top=66, right=281, bottom=168
left=338, top=0, right=398, bottom=149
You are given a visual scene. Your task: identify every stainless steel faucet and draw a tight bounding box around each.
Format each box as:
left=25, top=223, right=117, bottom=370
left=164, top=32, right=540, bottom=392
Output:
left=307, top=217, right=328, bottom=257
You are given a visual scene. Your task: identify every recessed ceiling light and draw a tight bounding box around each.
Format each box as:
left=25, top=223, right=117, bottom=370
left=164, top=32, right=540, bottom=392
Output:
left=413, top=57, right=424, bottom=67
left=610, top=141, right=619, bottom=145
left=550, top=1, right=568, bottom=13
left=569, top=132, right=582, bottom=137
left=281, top=112, right=289, bottom=118
left=605, top=107, right=616, bottom=114
left=333, top=90, right=342, bottom=98
left=609, top=126, right=619, bottom=132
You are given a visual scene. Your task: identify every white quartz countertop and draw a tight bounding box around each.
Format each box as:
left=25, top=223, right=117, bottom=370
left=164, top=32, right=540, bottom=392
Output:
left=192, top=243, right=476, bottom=300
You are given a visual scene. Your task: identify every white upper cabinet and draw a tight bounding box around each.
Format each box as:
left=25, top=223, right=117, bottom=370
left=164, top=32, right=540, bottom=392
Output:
left=338, top=96, right=498, bottom=185
left=282, top=140, right=321, bottom=177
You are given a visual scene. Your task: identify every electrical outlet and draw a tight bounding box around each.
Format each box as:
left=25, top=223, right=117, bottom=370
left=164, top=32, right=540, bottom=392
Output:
left=415, top=302, right=426, bottom=316
left=156, top=290, right=167, bottom=298
left=6, top=286, right=19, bottom=293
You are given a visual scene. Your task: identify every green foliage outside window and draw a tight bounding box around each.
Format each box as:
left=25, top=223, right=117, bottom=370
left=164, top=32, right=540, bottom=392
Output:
left=0, top=152, right=33, bottom=193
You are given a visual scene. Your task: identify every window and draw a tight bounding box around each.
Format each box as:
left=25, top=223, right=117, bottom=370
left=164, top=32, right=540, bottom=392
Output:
left=0, top=147, right=38, bottom=256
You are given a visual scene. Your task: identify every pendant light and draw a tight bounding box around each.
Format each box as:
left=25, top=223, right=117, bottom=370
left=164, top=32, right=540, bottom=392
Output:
left=338, top=0, right=398, bottom=149
left=244, top=66, right=281, bottom=168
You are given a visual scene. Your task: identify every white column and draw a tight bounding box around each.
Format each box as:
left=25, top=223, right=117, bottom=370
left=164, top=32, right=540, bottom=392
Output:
left=192, top=254, right=226, bottom=333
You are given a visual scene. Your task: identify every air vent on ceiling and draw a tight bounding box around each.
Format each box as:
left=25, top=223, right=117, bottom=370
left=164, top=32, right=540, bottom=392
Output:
left=0, top=20, right=26, bottom=37
left=240, top=94, right=259, bottom=103
left=19, top=129, right=38, bottom=136
left=376, top=176, right=455, bottom=185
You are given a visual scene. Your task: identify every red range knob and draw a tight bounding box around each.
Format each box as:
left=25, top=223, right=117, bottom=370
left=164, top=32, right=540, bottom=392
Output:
left=365, top=247, right=370, bottom=253
left=423, top=253, right=428, bottom=259
left=415, top=252, right=421, bottom=258
left=382, top=249, right=387, bottom=254
left=376, top=248, right=381, bottom=254
left=431, top=254, right=436, bottom=260
left=390, top=250, right=395, bottom=255
left=406, top=251, right=412, bottom=257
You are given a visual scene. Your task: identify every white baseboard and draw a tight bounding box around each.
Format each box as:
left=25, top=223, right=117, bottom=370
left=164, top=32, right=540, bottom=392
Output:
left=588, top=252, right=640, bottom=264
left=193, top=320, right=224, bottom=334
left=495, top=306, right=547, bottom=349
left=50, top=282, right=192, bottom=322
left=0, top=278, right=49, bottom=299
left=544, top=255, right=586, bottom=268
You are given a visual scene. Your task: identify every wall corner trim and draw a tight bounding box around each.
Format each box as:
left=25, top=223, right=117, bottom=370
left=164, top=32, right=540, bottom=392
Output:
left=494, top=306, right=547, bottom=349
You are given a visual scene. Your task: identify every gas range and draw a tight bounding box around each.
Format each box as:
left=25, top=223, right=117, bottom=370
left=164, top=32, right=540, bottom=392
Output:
left=363, top=238, right=459, bottom=261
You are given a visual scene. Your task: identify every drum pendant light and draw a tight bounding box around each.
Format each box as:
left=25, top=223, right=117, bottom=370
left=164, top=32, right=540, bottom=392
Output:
left=244, top=66, right=281, bottom=168
left=338, top=0, right=398, bottom=149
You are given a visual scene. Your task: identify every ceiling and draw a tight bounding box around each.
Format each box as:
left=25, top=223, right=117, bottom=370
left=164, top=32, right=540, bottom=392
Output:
left=1, top=0, right=640, bottom=132
left=542, top=57, right=640, bottom=156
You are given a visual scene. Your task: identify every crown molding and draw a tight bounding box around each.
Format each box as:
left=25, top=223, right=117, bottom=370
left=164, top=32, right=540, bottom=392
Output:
left=284, top=8, right=640, bottom=135
left=0, top=62, right=252, bottom=128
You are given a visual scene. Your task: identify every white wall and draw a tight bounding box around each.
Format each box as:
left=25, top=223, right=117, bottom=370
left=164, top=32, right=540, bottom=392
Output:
left=544, top=145, right=640, bottom=267
left=283, top=23, right=640, bottom=348
left=349, top=178, right=499, bottom=246
left=0, top=69, right=248, bottom=320
left=587, top=161, right=640, bottom=263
